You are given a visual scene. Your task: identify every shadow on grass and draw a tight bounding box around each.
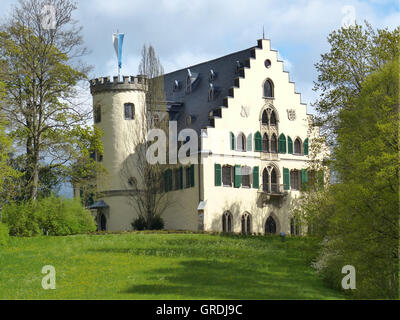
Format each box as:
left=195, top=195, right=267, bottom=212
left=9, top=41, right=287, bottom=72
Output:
left=120, top=259, right=339, bottom=300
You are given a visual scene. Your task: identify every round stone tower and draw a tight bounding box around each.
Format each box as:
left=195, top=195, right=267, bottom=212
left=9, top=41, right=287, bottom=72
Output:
left=89, top=75, right=147, bottom=231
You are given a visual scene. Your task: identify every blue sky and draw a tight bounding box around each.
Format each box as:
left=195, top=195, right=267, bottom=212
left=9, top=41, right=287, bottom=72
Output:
left=1, top=0, right=398, bottom=112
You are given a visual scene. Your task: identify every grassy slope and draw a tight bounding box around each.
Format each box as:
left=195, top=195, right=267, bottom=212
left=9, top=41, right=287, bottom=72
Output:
left=0, top=232, right=344, bottom=299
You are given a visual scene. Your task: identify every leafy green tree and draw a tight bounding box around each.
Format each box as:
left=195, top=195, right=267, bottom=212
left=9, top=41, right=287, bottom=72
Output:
left=0, top=0, right=96, bottom=200
left=306, top=60, right=399, bottom=299
left=313, top=22, right=399, bottom=142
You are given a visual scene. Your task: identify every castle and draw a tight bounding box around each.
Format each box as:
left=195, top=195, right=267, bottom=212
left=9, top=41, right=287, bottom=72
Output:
left=88, top=38, right=326, bottom=235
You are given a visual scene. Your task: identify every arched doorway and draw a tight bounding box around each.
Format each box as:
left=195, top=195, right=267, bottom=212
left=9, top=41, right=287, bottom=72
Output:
left=100, top=213, right=107, bottom=231
left=265, top=216, right=276, bottom=234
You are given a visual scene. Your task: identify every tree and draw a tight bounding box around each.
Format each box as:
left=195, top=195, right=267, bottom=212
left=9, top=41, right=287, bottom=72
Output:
left=0, top=0, right=96, bottom=200
left=312, top=22, right=399, bottom=143
left=0, top=81, right=21, bottom=200
left=120, top=44, right=170, bottom=229
left=303, top=59, right=399, bottom=299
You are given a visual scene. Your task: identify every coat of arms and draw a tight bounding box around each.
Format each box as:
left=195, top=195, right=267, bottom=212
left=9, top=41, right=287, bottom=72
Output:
left=287, top=109, right=296, bottom=121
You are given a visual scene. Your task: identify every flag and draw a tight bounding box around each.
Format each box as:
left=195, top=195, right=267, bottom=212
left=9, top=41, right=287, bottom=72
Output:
left=112, top=33, right=124, bottom=69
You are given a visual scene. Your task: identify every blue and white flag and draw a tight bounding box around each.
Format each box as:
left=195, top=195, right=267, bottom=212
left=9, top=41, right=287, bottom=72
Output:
left=112, top=33, right=124, bottom=69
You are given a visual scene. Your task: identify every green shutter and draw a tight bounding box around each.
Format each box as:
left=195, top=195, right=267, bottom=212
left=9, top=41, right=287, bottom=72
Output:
left=234, top=165, right=241, bottom=188
left=230, top=132, right=235, bottom=150
left=254, top=132, right=262, bottom=151
left=252, top=166, right=259, bottom=189
left=288, top=136, right=293, bottom=154
left=246, top=134, right=252, bottom=151
left=283, top=167, right=290, bottom=190
left=164, top=170, right=169, bottom=192
left=301, top=169, right=308, bottom=184
left=279, top=133, right=286, bottom=154
left=304, top=138, right=309, bottom=155
left=179, top=167, right=183, bottom=189
left=168, top=169, right=173, bottom=191
left=214, top=164, right=221, bottom=186
left=190, top=164, right=195, bottom=187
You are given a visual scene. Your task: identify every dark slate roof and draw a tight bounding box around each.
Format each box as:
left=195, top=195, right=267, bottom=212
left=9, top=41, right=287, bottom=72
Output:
left=163, top=43, right=259, bottom=134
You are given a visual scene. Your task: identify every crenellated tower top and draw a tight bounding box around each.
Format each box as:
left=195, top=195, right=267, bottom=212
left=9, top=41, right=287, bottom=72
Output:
left=89, top=75, right=147, bottom=94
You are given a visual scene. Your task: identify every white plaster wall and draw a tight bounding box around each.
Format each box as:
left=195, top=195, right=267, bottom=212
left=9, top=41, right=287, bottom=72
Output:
left=201, top=39, right=312, bottom=234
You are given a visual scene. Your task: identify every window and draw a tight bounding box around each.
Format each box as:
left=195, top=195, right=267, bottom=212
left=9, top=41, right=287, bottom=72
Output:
left=270, top=134, right=277, bottom=153
left=222, top=165, right=232, bottom=186
left=124, top=103, right=134, bottom=120
left=270, top=111, right=276, bottom=125
left=262, top=133, right=269, bottom=152
left=246, top=134, right=252, bottom=151
left=262, top=168, right=269, bottom=192
left=208, top=83, right=214, bottom=101
left=265, top=216, right=276, bottom=234
left=186, top=75, right=191, bottom=93
left=209, top=69, right=216, bottom=81
left=152, top=114, right=160, bottom=127
left=230, top=132, right=235, bottom=150
left=264, top=59, right=271, bottom=68
left=94, top=105, right=101, bottom=123
left=290, top=218, right=300, bottom=235
left=173, top=169, right=180, bottom=190
left=271, top=167, right=278, bottom=192
left=262, top=110, right=268, bottom=125
left=290, top=170, right=301, bottom=190
left=278, top=133, right=286, bottom=154
left=185, top=167, right=191, bottom=188
left=164, top=169, right=173, bottom=192
left=263, top=79, right=274, bottom=98
left=222, top=211, right=233, bottom=233
left=241, top=213, right=251, bottom=234
left=287, top=136, right=293, bottom=154
left=294, top=138, right=301, bottom=154
left=254, top=131, right=262, bottom=151
left=242, top=166, right=251, bottom=187
left=236, top=133, right=246, bottom=152
left=173, top=80, right=180, bottom=91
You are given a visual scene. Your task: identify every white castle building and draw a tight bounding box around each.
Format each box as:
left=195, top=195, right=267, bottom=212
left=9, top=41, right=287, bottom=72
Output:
left=88, top=38, right=326, bottom=235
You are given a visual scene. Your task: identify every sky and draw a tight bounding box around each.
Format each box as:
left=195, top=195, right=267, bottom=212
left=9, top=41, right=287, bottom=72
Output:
left=0, top=0, right=398, bottom=113
left=0, top=0, right=398, bottom=197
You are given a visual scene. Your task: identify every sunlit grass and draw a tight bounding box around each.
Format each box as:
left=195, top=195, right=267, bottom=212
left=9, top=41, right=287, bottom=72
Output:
left=0, top=232, right=344, bottom=299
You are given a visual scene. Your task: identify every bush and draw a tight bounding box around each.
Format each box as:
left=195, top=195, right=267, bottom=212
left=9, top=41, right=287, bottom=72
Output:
left=131, top=216, right=147, bottom=231
left=0, top=222, right=9, bottom=246
left=149, top=216, right=164, bottom=230
left=132, top=215, right=164, bottom=231
left=1, top=201, right=41, bottom=236
left=2, top=196, right=96, bottom=236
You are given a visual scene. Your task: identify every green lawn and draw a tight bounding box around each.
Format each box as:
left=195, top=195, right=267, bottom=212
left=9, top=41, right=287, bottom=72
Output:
left=0, top=232, right=344, bottom=299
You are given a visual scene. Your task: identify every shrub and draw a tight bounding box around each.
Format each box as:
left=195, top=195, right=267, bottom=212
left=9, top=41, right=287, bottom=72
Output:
left=149, top=216, right=164, bottom=230
left=2, top=201, right=41, bottom=236
left=132, top=216, right=147, bottom=231
left=132, top=215, right=164, bottom=231
left=0, top=222, right=9, bottom=246
left=2, top=196, right=96, bottom=237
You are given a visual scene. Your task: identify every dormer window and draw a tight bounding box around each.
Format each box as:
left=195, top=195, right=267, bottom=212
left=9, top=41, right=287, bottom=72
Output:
left=236, top=61, right=243, bottom=73
left=173, top=80, right=180, bottom=91
left=209, top=69, right=216, bottom=82
left=208, top=83, right=214, bottom=101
